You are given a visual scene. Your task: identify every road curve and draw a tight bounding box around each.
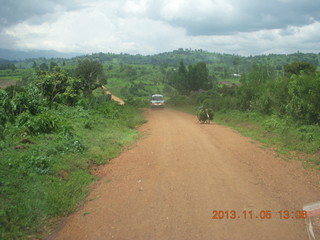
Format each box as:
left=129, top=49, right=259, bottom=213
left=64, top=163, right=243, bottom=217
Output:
left=53, top=109, right=320, bottom=240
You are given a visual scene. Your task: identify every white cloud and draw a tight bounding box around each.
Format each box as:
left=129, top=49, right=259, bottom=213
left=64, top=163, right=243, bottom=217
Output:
left=160, top=0, right=235, bottom=21
left=2, top=4, right=187, bottom=55
left=0, top=0, right=319, bottom=56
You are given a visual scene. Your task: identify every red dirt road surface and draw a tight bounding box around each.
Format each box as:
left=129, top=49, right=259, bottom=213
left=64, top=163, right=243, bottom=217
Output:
left=53, top=109, right=320, bottom=240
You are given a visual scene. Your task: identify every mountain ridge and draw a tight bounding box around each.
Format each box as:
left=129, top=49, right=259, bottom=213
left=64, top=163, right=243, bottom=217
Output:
left=0, top=49, right=83, bottom=61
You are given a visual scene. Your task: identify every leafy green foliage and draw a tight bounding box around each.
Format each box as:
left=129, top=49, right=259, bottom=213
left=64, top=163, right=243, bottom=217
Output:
left=189, top=61, right=320, bottom=125
left=0, top=90, right=11, bottom=138
left=284, top=61, right=316, bottom=76
left=75, top=59, right=106, bottom=96
left=285, top=74, right=320, bottom=123
left=36, top=69, right=82, bottom=107
left=0, top=60, right=147, bottom=239
left=0, top=62, right=16, bottom=71
left=170, top=61, right=212, bottom=94
left=17, top=111, right=59, bottom=135
left=188, top=62, right=211, bottom=91
left=11, top=85, right=43, bottom=116
left=39, top=63, right=49, bottom=71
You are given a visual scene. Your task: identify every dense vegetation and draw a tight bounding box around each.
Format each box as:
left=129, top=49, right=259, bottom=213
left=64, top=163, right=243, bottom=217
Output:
left=0, top=61, right=145, bottom=239
left=191, top=61, right=320, bottom=124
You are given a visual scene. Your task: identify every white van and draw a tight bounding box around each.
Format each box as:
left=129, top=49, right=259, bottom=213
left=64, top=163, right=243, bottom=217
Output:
left=150, top=94, right=165, bottom=109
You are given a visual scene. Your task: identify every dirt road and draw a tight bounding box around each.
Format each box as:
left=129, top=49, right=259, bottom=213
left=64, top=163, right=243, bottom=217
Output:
left=101, top=86, right=125, bottom=105
left=53, top=109, right=320, bottom=240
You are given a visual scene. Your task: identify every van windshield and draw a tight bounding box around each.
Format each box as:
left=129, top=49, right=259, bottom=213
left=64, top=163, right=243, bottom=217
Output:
left=152, top=96, right=163, bottom=101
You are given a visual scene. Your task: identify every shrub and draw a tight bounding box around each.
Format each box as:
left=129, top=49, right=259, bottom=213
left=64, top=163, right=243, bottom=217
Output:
left=263, top=115, right=284, bottom=131
left=18, top=111, right=59, bottom=135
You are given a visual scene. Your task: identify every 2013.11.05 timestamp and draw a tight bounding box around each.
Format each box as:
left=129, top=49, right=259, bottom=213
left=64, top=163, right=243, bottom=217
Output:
left=212, top=210, right=307, bottom=220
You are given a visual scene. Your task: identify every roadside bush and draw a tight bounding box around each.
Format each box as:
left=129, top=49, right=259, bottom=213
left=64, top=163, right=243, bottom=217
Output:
left=125, top=96, right=149, bottom=107
left=285, top=74, right=320, bottom=124
left=0, top=90, right=12, bottom=139
left=18, top=111, right=59, bottom=135
left=97, top=101, right=121, bottom=119
left=11, top=85, right=43, bottom=116
left=262, top=115, right=288, bottom=133
left=296, top=125, right=320, bottom=142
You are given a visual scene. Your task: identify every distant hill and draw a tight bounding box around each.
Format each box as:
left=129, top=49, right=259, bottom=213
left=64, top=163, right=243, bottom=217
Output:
left=5, top=48, right=320, bottom=73
left=77, top=49, right=228, bottom=66
left=74, top=49, right=320, bottom=67
left=0, top=49, right=83, bottom=61
left=0, top=58, right=12, bottom=64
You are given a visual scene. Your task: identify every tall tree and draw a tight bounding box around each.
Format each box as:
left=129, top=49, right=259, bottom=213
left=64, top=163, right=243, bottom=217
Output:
left=175, top=60, right=189, bottom=94
left=284, top=61, right=316, bottom=76
left=75, top=59, right=106, bottom=96
left=49, top=61, right=58, bottom=71
left=39, top=63, right=49, bottom=71
left=178, top=60, right=187, bottom=75
left=187, top=62, right=210, bottom=91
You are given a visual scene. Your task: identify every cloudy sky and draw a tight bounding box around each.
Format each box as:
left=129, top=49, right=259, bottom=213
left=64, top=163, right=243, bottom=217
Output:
left=0, top=0, right=319, bottom=56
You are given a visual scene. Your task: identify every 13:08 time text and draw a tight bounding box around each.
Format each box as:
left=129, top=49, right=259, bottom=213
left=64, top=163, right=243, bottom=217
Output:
left=212, top=210, right=307, bottom=220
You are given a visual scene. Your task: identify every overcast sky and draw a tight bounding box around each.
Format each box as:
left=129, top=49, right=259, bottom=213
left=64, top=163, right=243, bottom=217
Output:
left=0, top=0, right=319, bottom=56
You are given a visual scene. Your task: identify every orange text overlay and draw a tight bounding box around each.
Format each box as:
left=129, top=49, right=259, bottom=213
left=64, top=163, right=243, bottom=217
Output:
left=212, top=210, right=307, bottom=220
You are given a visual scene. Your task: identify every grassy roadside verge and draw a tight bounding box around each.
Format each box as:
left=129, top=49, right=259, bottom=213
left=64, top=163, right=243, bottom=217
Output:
left=0, top=102, right=146, bottom=239
left=169, top=105, right=320, bottom=169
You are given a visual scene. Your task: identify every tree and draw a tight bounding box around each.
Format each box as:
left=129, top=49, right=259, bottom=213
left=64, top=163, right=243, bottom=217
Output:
left=75, top=59, right=106, bottom=96
left=285, top=74, right=320, bottom=123
left=49, top=61, right=58, bottom=71
left=10, top=63, right=16, bottom=71
left=187, top=62, right=210, bottom=91
left=39, top=63, right=49, bottom=71
left=284, top=62, right=316, bottom=76
left=244, top=63, right=273, bottom=84
left=36, top=70, right=68, bottom=107
left=174, top=60, right=189, bottom=94
left=36, top=69, right=81, bottom=107
left=232, top=56, right=241, bottom=73
left=0, top=90, right=12, bottom=139
left=178, top=60, right=187, bottom=75
left=171, top=61, right=211, bottom=94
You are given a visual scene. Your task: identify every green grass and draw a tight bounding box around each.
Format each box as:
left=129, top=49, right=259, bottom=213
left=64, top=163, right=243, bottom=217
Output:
left=0, top=76, right=21, bottom=80
left=0, top=69, right=31, bottom=78
left=107, top=77, right=126, bottom=97
left=0, top=68, right=34, bottom=88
